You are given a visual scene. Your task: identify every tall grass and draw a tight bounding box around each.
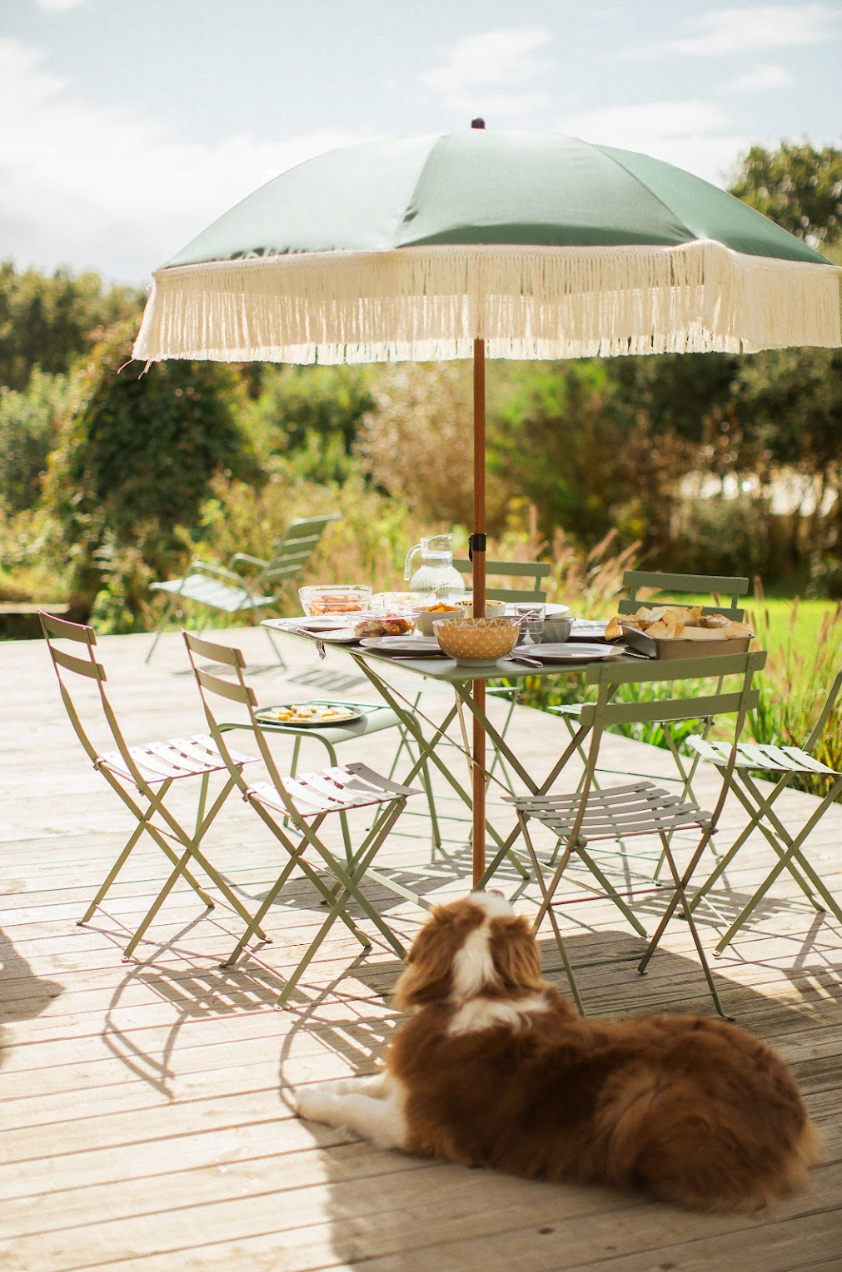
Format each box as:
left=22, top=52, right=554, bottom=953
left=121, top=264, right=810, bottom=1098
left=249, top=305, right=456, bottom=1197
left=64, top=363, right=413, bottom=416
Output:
left=745, top=585, right=842, bottom=796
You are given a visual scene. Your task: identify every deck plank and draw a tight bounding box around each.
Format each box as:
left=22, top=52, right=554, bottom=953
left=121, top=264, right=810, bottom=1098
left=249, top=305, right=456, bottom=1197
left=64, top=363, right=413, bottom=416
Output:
left=3, top=627, right=842, bottom=1270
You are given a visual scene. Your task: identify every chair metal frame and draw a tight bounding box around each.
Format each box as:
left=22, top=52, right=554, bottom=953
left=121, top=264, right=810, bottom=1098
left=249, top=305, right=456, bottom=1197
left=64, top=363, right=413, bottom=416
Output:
left=687, top=666, right=842, bottom=953
left=550, top=570, right=750, bottom=837
left=40, top=611, right=262, bottom=959
left=452, top=556, right=551, bottom=790
left=503, top=650, right=764, bottom=1018
left=220, top=696, right=442, bottom=858
left=146, top=513, right=341, bottom=664
left=183, top=630, right=423, bottom=1006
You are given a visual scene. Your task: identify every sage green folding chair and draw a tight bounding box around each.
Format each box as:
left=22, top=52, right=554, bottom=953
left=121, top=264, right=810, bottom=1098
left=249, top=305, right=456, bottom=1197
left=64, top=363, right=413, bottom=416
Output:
left=147, top=513, right=341, bottom=664
left=550, top=570, right=750, bottom=814
left=451, top=557, right=551, bottom=790
left=686, top=665, right=842, bottom=954
left=504, top=650, right=764, bottom=1018
left=183, top=630, right=424, bottom=1006
left=452, top=557, right=551, bottom=605
left=40, top=612, right=262, bottom=959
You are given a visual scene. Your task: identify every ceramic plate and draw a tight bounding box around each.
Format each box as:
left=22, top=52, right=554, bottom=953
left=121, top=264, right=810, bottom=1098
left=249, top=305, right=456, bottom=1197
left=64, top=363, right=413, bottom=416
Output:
left=254, top=703, right=365, bottom=727
left=526, top=642, right=622, bottom=662
left=568, top=620, right=609, bottom=640
left=359, top=637, right=445, bottom=657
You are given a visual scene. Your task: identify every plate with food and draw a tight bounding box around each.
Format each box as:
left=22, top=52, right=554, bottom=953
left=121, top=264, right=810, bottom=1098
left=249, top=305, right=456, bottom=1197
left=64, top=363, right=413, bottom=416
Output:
left=603, top=605, right=753, bottom=659
left=254, top=703, right=366, bottom=727
left=359, top=637, right=446, bottom=657
left=353, top=614, right=416, bottom=639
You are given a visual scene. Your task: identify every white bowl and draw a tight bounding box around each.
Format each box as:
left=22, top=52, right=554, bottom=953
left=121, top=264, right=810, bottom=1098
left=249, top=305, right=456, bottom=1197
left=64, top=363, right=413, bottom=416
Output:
left=413, top=605, right=466, bottom=637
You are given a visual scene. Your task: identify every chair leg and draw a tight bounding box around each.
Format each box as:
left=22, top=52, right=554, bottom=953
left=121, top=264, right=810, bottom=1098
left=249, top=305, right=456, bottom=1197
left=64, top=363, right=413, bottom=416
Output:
left=520, top=814, right=585, bottom=1015
left=711, top=776, right=842, bottom=955
left=146, top=593, right=180, bottom=663
left=644, top=831, right=731, bottom=1019
left=274, top=801, right=408, bottom=1008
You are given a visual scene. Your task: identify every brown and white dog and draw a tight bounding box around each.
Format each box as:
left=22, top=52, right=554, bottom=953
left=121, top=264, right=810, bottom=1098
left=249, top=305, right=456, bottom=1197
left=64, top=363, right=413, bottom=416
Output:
left=294, top=893, right=820, bottom=1211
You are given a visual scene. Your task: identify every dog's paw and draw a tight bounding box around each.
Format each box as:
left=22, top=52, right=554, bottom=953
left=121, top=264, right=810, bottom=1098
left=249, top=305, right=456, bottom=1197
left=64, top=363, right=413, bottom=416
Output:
left=294, top=1086, right=341, bottom=1125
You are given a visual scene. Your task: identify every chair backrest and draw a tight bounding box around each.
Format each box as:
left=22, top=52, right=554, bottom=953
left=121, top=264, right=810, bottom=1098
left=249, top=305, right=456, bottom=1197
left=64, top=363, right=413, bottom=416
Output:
left=578, top=649, right=766, bottom=734
left=619, top=570, right=749, bottom=620
left=39, top=611, right=149, bottom=787
left=806, top=665, right=842, bottom=750
left=182, top=630, right=300, bottom=819
left=452, top=558, right=550, bottom=603
left=261, top=514, right=341, bottom=590
left=576, top=649, right=766, bottom=830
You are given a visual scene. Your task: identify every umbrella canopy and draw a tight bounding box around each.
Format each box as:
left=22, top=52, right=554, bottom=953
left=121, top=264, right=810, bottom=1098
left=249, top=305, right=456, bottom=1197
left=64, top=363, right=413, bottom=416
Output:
left=134, top=127, right=841, bottom=887
left=135, top=129, right=840, bottom=365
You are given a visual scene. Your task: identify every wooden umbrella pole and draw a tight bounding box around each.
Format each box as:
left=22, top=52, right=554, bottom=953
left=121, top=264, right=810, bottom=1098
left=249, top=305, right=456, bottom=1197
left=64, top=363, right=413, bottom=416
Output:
left=472, top=337, right=487, bottom=888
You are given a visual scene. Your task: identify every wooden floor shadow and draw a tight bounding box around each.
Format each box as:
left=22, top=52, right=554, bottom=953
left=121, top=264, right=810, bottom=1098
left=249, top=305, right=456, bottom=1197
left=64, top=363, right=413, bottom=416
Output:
left=283, top=930, right=842, bottom=1272
left=0, top=926, right=64, bottom=1069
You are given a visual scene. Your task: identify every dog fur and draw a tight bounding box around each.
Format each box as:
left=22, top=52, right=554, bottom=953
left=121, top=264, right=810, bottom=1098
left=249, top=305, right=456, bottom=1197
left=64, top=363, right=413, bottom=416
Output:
left=294, top=893, right=820, bottom=1211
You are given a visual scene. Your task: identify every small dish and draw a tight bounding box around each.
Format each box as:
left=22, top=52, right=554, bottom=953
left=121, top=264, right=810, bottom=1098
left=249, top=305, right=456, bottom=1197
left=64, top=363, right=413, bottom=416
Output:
left=413, top=605, right=466, bottom=637
left=255, top=703, right=365, bottom=727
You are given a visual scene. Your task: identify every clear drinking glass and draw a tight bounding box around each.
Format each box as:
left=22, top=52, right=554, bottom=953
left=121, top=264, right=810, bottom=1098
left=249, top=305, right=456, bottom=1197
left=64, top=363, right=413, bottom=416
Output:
left=512, top=603, right=546, bottom=645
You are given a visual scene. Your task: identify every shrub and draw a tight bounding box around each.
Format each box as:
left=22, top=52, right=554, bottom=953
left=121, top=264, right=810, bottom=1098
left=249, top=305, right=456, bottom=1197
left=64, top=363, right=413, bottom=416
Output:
left=43, top=320, right=255, bottom=630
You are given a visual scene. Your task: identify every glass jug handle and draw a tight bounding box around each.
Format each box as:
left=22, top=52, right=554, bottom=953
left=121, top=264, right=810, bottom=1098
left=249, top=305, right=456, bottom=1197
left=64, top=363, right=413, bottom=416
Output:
left=404, top=543, right=421, bottom=581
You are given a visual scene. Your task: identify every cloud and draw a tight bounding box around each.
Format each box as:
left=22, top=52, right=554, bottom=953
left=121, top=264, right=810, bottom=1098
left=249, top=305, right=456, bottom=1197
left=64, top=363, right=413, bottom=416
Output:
left=0, top=38, right=370, bottom=283
left=418, top=28, right=552, bottom=120
left=36, top=0, right=86, bottom=12
left=660, top=4, right=839, bottom=56
left=557, top=99, right=749, bottom=187
left=725, top=63, right=796, bottom=92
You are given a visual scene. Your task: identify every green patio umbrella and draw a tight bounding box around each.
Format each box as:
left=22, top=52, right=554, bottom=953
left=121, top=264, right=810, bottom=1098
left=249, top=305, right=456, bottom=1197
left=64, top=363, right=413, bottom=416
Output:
left=134, top=125, right=842, bottom=884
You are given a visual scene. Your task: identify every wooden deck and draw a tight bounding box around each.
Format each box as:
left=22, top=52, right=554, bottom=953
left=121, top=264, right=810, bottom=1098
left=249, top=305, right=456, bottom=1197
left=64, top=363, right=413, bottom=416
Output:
left=3, top=626, right=842, bottom=1272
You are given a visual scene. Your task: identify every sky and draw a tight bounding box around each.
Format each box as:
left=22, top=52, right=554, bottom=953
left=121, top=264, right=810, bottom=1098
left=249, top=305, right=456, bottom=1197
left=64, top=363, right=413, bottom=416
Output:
left=2, top=0, right=841, bottom=286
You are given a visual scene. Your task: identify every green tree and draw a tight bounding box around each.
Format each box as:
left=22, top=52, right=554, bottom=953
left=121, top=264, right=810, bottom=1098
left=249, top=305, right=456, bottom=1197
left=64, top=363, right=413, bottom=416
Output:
left=736, top=347, right=842, bottom=588
left=0, top=369, right=83, bottom=514
left=0, top=262, right=143, bottom=392
left=240, top=363, right=377, bottom=483
left=492, top=362, right=637, bottom=544
left=45, top=320, right=257, bottom=629
left=729, top=142, right=842, bottom=248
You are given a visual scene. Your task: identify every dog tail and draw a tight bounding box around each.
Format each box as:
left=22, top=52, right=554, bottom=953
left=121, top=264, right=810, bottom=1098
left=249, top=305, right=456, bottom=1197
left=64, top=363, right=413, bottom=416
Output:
left=595, top=1065, right=822, bottom=1212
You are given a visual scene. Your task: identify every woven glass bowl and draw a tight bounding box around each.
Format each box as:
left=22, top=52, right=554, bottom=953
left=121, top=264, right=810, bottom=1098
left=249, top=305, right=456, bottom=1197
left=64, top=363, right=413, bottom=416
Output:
left=433, top=616, right=521, bottom=665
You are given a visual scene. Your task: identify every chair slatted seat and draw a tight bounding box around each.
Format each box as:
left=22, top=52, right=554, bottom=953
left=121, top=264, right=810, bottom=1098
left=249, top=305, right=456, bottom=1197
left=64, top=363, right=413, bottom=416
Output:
left=687, top=672, right=842, bottom=954
left=550, top=569, right=751, bottom=868
left=39, top=612, right=262, bottom=960
left=184, top=630, right=424, bottom=1007
left=147, top=513, right=340, bottom=664
left=499, top=649, right=765, bottom=1019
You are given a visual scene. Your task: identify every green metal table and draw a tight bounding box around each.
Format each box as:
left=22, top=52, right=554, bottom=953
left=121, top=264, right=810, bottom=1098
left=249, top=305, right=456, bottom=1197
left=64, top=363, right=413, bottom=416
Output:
left=264, top=620, right=652, bottom=888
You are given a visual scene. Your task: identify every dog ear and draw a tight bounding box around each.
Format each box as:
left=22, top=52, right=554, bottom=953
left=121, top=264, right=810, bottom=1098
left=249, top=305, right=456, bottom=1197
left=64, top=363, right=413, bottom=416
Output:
left=489, top=916, right=544, bottom=992
left=393, top=903, right=486, bottom=1009
left=393, top=919, right=457, bottom=1010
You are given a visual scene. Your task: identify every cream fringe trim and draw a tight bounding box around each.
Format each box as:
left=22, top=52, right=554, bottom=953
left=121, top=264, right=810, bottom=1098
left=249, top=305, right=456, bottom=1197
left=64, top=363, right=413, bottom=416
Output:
left=134, top=241, right=842, bottom=364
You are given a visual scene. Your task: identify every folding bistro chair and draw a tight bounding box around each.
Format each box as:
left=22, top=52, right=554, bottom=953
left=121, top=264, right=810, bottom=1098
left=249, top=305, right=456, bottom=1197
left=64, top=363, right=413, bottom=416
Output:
left=183, top=630, right=424, bottom=1006
left=40, top=612, right=261, bottom=958
left=687, top=664, right=842, bottom=954
left=551, top=570, right=750, bottom=799
left=451, top=557, right=551, bottom=790
left=217, top=696, right=442, bottom=857
left=503, top=650, right=764, bottom=1018
left=146, top=513, right=341, bottom=664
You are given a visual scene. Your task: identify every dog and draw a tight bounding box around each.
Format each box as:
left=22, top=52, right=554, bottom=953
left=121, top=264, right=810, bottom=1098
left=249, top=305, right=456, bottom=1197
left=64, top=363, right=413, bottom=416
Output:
left=294, top=893, right=820, bottom=1211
